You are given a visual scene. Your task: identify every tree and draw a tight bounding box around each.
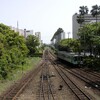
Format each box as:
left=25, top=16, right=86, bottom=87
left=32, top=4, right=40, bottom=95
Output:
left=26, top=35, right=40, bottom=56
left=79, top=6, right=88, bottom=15
left=90, top=4, right=100, bottom=56
left=58, top=38, right=80, bottom=53
left=92, top=36, right=100, bottom=55
left=77, top=22, right=100, bottom=56
left=77, top=15, right=84, bottom=26
left=77, top=6, right=88, bottom=26
left=77, top=6, right=89, bottom=55
left=52, top=28, right=64, bottom=49
left=78, top=24, right=95, bottom=55
left=91, top=5, right=100, bottom=26
left=0, top=23, right=28, bottom=79
left=56, top=28, right=64, bottom=34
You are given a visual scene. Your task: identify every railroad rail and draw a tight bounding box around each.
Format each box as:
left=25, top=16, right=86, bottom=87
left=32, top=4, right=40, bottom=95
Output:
left=0, top=61, right=44, bottom=100
left=80, top=68, right=100, bottom=78
left=49, top=51, right=94, bottom=100
left=60, top=65, right=100, bottom=91
left=53, top=63, right=93, bottom=100
left=72, top=68, right=100, bottom=83
left=39, top=62, right=55, bottom=100
left=50, top=50, right=100, bottom=92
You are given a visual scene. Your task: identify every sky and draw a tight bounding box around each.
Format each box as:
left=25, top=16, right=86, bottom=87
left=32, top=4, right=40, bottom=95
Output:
left=0, top=0, right=100, bottom=44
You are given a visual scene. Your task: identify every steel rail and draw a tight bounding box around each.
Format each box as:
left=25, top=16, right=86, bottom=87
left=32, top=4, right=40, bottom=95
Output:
left=39, top=51, right=56, bottom=100
left=1, top=62, right=44, bottom=100
left=60, top=65, right=100, bottom=91
left=54, top=64, right=92, bottom=100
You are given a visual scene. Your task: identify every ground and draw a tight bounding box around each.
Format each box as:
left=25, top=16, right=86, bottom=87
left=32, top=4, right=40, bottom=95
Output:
left=17, top=60, right=100, bottom=100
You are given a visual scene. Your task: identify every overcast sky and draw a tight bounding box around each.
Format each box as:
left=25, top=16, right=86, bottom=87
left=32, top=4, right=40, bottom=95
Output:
left=0, top=0, right=100, bottom=43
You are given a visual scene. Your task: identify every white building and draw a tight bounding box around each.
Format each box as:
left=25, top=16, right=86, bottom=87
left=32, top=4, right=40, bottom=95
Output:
left=51, top=32, right=65, bottom=44
left=9, top=26, right=33, bottom=38
left=24, top=29, right=33, bottom=38
left=72, top=14, right=100, bottom=39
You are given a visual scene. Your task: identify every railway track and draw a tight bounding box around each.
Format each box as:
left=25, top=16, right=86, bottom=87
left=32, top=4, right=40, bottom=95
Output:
left=1, top=49, right=99, bottom=100
left=80, top=68, right=100, bottom=78
left=38, top=49, right=56, bottom=100
left=72, top=68, right=100, bottom=83
left=0, top=61, right=44, bottom=100
left=52, top=62, right=93, bottom=100
left=1, top=49, right=56, bottom=100
left=50, top=50, right=100, bottom=92
left=48, top=51, right=95, bottom=100
left=39, top=62, right=56, bottom=100
left=60, top=65, right=100, bottom=91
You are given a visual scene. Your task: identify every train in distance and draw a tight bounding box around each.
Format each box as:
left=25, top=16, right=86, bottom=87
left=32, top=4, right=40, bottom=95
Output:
left=57, top=51, right=84, bottom=65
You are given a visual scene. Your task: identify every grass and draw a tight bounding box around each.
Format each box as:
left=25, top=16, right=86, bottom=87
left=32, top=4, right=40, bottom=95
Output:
left=0, top=57, right=41, bottom=95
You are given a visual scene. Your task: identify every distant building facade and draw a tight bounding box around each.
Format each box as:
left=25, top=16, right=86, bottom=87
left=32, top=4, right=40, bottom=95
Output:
left=24, top=29, right=33, bottom=38
left=51, top=32, right=65, bottom=45
left=9, top=26, right=33, bottom=38
left=72, top=14, right=100, bottom=39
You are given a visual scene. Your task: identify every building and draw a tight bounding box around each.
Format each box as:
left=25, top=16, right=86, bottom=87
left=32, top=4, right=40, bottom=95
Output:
left=10, top=26, right=25, bottom=36
left=51, top=32, right=65, bottom=45
left=9, top=26, right=33, bottom=38
left=18, top=29, right=24, bottom=36
left=35, top=32, right=42, bottom=45
left=24, top=29, right=33, bottom=38
left=72, top=14, right=100, bottom=39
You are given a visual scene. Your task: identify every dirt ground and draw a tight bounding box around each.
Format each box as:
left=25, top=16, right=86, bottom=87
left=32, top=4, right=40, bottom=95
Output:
left=17, top=60, right=100, bottom=100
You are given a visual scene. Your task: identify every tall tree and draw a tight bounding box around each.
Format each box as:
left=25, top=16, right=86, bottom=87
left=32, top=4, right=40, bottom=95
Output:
left=78, top=24, right=95, bottom=55
left=26, top=35, right=40, bottom=56
left=91, top=5, right=100, bottom=26
left=58, top=38, right=80, bottom=53
left=77, top=6, right=88, bottom=26
left=79, top=6, right=88, bottom=15
left=77, top=23, right=100, bottom=56
left=91, top=5, right=100, bottom=57
left=77, top=6, right=89, bottom=55
left=0, top=23, right=28, bottom=79
left=53, top=28, right=64, bottom=49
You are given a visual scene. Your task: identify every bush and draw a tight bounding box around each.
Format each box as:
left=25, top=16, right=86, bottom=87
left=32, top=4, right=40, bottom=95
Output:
left=83, top=57, right=100, bottom=71
left=0, top=23, right=28, bottom=79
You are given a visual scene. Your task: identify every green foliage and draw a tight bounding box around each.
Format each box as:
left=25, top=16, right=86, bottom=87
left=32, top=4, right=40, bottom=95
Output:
left=51, top=28, right=64, bottom=44
left=41, top=44, right=46, bottom=51
left=79, top=6, right=88, bottom=15
left=58, top=38, right=80, bottom=52
left=58, top=39, right=70, bottom=51
left=0, top=57, right=41, bottom=94
left=0, top=23, right=28, bottom=79
left=77, top=6, right=88, bottom=25
left=77, top=15, right=84, bottom=24
left=77, top=22, right=100, bottom=69
left=83, top=57, right=100, bottom=70
left=76, top=5, right=100, bottom=69
left=54, top=28, right=64, bottom=36
left=78, top=23, right=100, bottom=55
left=26, top=35, right=40, bottom=56
left=91, top=5, right=100, bottom=17
left=49, top=45, right=57, bottom=54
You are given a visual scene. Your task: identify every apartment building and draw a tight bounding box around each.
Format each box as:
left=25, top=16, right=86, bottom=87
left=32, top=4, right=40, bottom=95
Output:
left=9, top=26, right=33, bottom=38
left=72, top=14, right=100, bottom=39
